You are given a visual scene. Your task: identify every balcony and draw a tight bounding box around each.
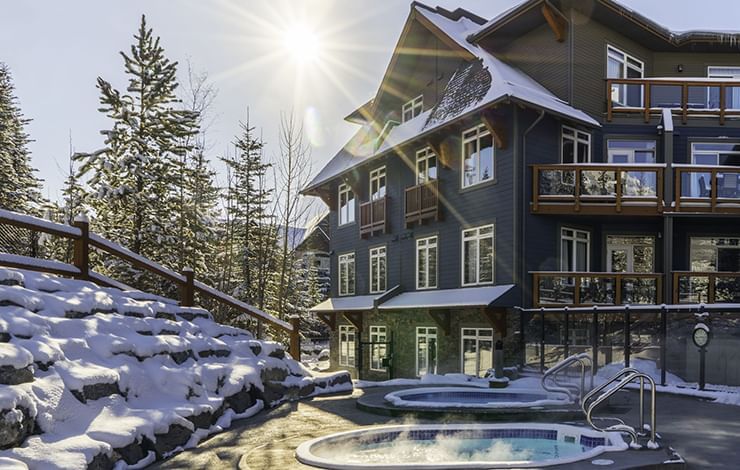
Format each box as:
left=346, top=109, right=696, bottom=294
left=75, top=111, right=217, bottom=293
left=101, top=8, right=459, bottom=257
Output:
left=606, top=77, right=740, bottom=124
left=405, top=180, right=439, bottom=227
left=359, top=197, right=387, bottom=238
left=531, top=164, right=664, bottom=216
left=674, top=165, right=740, bottom=214
left=673, top=271, right=740, bottom=304
left=533, top=272, right=662, bottom=307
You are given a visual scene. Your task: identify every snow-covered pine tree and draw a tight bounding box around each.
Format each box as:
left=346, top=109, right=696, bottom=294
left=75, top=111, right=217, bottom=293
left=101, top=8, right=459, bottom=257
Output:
left=0, top=63, right=43, bottom=214
left=74, top=15, right=198, bottom=293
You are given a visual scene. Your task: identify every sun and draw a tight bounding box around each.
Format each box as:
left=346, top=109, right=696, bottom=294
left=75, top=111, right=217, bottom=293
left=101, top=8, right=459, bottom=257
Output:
left=283, top=24, right=321, bottom=64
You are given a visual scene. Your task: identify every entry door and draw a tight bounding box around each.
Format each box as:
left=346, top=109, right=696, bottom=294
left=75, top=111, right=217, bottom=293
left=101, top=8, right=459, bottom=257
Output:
left=606, top=236, right=655, bottom=273
left=607, top=244, right=633, bottom=272
left=416, top=327, right=437, bottom=376
left=461, top=328, right=494, bottom=377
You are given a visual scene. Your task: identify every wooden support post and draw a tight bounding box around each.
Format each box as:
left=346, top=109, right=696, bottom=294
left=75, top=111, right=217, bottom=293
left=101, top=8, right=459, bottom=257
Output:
left=180, top=267, right=194, bottom=307
left=343, top=311, right=363, bottom=330
left=481, top=110, right=508, bottom=149
left=483, top=307, right=508, bottom=337
left=289, top=315, right=301, bottom=360
left=317, top=312, right=336, bottom=330
left=541, top=2, right=567, bottom=42
left=72, top=214, right=90, bottom=280
left=427, top=309, right=451, bottom=336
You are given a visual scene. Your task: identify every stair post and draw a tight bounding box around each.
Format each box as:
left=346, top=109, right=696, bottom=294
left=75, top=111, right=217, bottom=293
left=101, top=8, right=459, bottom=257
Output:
left=72, top=214, right=90, bottom=280
left=180, top=267, right=194, bottom=307
left=289, top=315, right=301, bottom=360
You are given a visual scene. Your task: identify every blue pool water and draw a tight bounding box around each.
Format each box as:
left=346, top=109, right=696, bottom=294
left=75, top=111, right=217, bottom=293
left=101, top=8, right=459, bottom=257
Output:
left=401, top=390, right=547, bottom=404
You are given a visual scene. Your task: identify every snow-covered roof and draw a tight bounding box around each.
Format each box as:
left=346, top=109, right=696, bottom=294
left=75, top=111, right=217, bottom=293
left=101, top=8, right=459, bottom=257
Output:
left=378, top=284, right=515, bottom=310
left=310, top=293, right=386, bottom=313
left=303, top=4, right=597, bottom=193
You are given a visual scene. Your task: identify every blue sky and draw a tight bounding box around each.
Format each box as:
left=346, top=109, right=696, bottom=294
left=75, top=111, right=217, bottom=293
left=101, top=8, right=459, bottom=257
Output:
left=2, top=0, right=740, bottom=203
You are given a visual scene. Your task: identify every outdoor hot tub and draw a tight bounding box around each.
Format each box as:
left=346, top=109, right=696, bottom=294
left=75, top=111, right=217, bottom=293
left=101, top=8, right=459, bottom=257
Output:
left=295, top=423, right=628, bottom=469
left=383, top=387, right=572, bottom=409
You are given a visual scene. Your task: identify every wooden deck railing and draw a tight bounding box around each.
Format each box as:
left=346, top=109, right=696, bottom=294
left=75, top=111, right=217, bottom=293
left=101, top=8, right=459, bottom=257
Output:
left=531, top=164, right=664, bottom=215
left=405, top=180, right=439, bottom=227
left=0, top=208, right=298, bottom=357
left=533, top=271, right=662, bottom=307
left=673, top=271, right=740, bottom=304
left=674, top=165, right=740, bottom=213
left=359, top=196, right=388, bottom=237
left=606, top=77, right=740, bottom=124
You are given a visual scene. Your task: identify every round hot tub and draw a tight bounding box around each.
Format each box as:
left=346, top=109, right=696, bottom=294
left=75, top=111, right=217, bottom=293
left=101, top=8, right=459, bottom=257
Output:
left=295, top=423, right=627, bottom=469
left=384, top=387, right=571, bottom=409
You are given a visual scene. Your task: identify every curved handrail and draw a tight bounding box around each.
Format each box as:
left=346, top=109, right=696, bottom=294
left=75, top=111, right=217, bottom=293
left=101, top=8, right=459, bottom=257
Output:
left=581, top=367, right=640, bottom=415
left=542, top=353, right=593, bottom=402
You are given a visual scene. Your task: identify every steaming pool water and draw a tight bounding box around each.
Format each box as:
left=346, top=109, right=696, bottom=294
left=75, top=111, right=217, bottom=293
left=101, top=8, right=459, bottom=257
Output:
left=295, top=423, right=628, bottom=469
left=383, top=387, right=572, bottom=409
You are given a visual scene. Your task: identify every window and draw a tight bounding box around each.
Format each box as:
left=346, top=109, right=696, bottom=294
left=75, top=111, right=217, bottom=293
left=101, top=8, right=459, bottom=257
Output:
left=338, top=184, right=355, bottom=226
left=402, top=95, right=423, bottom=122
left=607, top=45, right=644, bottom=107
left=416, top=327, right=437, bottom=376
left=561, top=228, right=590, bottom=272
left=416, top=236, right=438, bottom=289
left=461, top=328, right=493, bottom=377
left=339, top=325, right=356, bottom=367
left=690, top=237, right=740, bottom=272
left=462, top=225, right=494, bottom=286
left=607, top=140, right=656, bottom=164
left=606, top=236, right=655, bottom=273
left=416, top=147, right=438, bottom=184
left=369, top=325, right=388, bottom=371
left=462, top=124, right=494, bottom=188
left=691, top=142, right=740, bottom=166
left=369, top=167, right=386, bottom=201
left=338, top=253, right=355, bottom=296
left=369, top=246, right=387, bottom=293
left=688, top=143, right=740, bottom=198
left=561, top=126, right=591, bottom=164
left=708, top=66, right=740, bottom=109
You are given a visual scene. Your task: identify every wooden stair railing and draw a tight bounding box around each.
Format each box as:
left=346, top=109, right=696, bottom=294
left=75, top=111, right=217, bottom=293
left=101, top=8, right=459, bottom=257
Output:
left=0, top=209, right=298, bottom=358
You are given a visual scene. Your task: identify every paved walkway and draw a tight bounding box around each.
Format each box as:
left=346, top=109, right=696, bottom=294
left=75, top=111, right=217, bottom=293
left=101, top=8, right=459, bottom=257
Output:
left=151, top=388, right=740, bottom=469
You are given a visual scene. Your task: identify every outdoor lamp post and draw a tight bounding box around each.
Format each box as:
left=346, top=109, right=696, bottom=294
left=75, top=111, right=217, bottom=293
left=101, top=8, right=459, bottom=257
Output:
left=692, top=322, right=711, bottom=391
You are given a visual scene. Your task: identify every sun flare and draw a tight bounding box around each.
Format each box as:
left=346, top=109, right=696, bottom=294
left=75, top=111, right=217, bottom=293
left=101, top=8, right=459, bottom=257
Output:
left=283, top=24, right=321, bottom=64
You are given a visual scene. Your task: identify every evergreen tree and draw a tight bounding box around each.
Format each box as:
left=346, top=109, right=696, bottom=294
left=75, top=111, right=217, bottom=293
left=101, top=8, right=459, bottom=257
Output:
left=0, top=63, right=42, bottom=213
left=75, top=15, right=198, bottom=291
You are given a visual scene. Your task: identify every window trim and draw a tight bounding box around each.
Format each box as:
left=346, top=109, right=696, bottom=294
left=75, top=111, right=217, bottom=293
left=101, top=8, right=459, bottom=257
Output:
left=415, top=326, right=438, bottom=377
left=338, top=324, right=356, bottom=367
left=369, top=325, right=388, bottom=372
left=460, top=327, right=494, bottom=376
left=337, top=183, right=355, bottom=227
left=607, top=44, right=645, bottom=107
left=415, top=147, right=437, bottom=184
left=402, top=95, right=424, bottom=123
left=560, top=227, right=591, bottom=272
left=416, top=235, right=438, bottom=290
left=338, top=252, right=355, bottom=296
left=461, top=224, right=495, bottom=287
left=561, top=125, right=591, bottom=164
left=369, top=245, right=387, bottom=294
left=461, top=124, right=494, bottom=188
left=369, top=166, right=387, bottom=201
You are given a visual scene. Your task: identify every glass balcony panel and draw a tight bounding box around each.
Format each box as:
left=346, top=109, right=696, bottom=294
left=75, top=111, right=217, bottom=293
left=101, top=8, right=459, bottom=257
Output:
left=538, top=276, right=574, bottom=305
left=680, top=171, right=712, bottom=198
left=677, top=275, right=709, bottom=304
left=580, top=171, right=616, bottom=197
left=725, top=86, right=740, bottom=110
left=715, top=275, right=740, bottom=303
left=717, top=171, right=740, bottom=199
left=621, top=277, right=658, bottom=304
left=622, top=171, right=657, bottom=197
left=539, top=170, right=575, bottom=197
left=649, top=84, right=682, bottom=109
left=688, top=84, right=713, bottom=110
left=579, top=277, right=616, bottom=305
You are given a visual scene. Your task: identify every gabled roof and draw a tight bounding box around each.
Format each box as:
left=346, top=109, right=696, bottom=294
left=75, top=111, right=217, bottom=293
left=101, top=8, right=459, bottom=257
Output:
left=302, top=3, right=598, bottom=194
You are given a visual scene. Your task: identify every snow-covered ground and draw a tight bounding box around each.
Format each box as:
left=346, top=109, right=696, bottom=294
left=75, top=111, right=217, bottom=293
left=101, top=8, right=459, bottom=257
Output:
left=0, top=268, right=350, bottom=469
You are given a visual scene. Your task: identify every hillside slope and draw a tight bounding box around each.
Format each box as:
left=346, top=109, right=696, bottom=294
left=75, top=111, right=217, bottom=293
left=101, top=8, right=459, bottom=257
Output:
left=0, top=268, right=350, bottom=469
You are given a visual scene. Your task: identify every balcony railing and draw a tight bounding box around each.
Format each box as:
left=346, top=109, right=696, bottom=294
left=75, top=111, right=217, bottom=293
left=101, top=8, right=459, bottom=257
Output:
left=405, top=180, right=439, bottom=227
left=532, top=164, right=664, bottom=215
left=533, top=272, right=662, bottom=307
left=673, top=271, right=740, bottom=304
left=359, top=196, right=387, bottom=237
left=674, top=165, right=740, bottom=213
left=606, top=77, right=740, bottom=124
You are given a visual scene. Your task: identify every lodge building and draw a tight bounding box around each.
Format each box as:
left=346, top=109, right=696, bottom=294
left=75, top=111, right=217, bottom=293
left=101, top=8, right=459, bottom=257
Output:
left=302, top=0, right=740, bottom=380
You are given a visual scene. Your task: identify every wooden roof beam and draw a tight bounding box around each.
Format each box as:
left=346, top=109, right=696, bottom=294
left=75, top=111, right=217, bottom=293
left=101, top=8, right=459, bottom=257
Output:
left=481, top=110, right=508, bottom=150
left=541, top=2, right=567, bottom=42
left=425, top=137, right=453, bottom=169
left=342, top=312, right=364, bottom=330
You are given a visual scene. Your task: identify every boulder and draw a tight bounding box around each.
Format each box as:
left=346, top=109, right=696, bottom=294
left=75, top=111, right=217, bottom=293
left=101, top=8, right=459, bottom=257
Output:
left=0, top=365, right=33, bottom=385
left=224, top=385, right=259, bottom=413
left=152, top=424, right=192, bottom=458
left=0, top=407, right=35, bottom=450
left=71, top=382, right=123, bottom=403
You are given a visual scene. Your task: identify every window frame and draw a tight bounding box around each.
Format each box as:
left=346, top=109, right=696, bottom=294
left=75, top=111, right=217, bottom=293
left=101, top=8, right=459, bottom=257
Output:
left=415, top=147, right=438, bottom=184
left=690, top=236, right=740, bottom=272
left=560, top=227, right=591, bottom=272
left=561, top=125, right=591, bottom=164
left=369, top=325, right=388, bottom=372
left=337, top=183, right=355, bottom=226
left=690, top=141, right=740, bottom=166
left=607, top=44, right=645, bottom=107
left=461, top=224, right=495, bottom=286
left=369, top=166, right=387, bottom=201
left=460, top=327, right=494, bottom=377
left=369, top=246, right=387, bottom=294
left=415, top=326, right=438, bottom=377
left=416, top=236, right=438, bottom=290
left=606, top=139, right=657, bottom=164
left=402, top=95, right=424, bottom=122
left=338, top=252, right=356, bottom=296
left=461, top=124, right=494, bottom=188
left=338, top=324, right=356, bottom=367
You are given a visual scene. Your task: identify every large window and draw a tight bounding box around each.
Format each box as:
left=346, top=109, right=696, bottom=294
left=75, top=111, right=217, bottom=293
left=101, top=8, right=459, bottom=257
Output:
left=339, top=325, right=356, bottom=367
left=708, top=66, right=740, bottom=109
left=416, top=147, right=437, bottom=184
left=402, top=95, right=423, bottom=122
left=561, top=126, right=591, bottom=164
left=462, top=124, right=494, bottom=188
left=606, top=235, right=655, bottom=273
left=369, top=246, right=387, bottom=293
left=462, top=225, right=494, bottom=286
left=338, top=183, right=355, bottom=226
left=691, top=142, right=740, bottom=166
left=369, top=167, right=386, bottom=201
left=561, top=228, right=590, bottom=272
left=607, top=140, right=656, bottom=164
left=416, top=327, right=437, bottom=376
left=607, top=45, right=644, bottom=107
left=691, top=237, right=740, bottom=272
left=416, top=236, right=438, bottom=290
left=338, top=253, right=355, bottom=296
left=369, top=325, right=388, bottom=371
left=461, top=328, right=493, bottom=377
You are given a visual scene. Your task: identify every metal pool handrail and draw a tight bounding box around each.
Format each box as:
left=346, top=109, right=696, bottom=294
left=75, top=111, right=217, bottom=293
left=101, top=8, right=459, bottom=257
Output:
left=541, top=353, right=593, bottom=403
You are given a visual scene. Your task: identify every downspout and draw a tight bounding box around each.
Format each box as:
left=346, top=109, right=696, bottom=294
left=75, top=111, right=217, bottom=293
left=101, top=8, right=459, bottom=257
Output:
left=521, top=110, right=546, bottom=309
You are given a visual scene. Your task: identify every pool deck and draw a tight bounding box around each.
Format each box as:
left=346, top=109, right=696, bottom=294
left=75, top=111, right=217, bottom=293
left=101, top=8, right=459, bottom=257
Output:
left=150, top=386, right=740, bottom=469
